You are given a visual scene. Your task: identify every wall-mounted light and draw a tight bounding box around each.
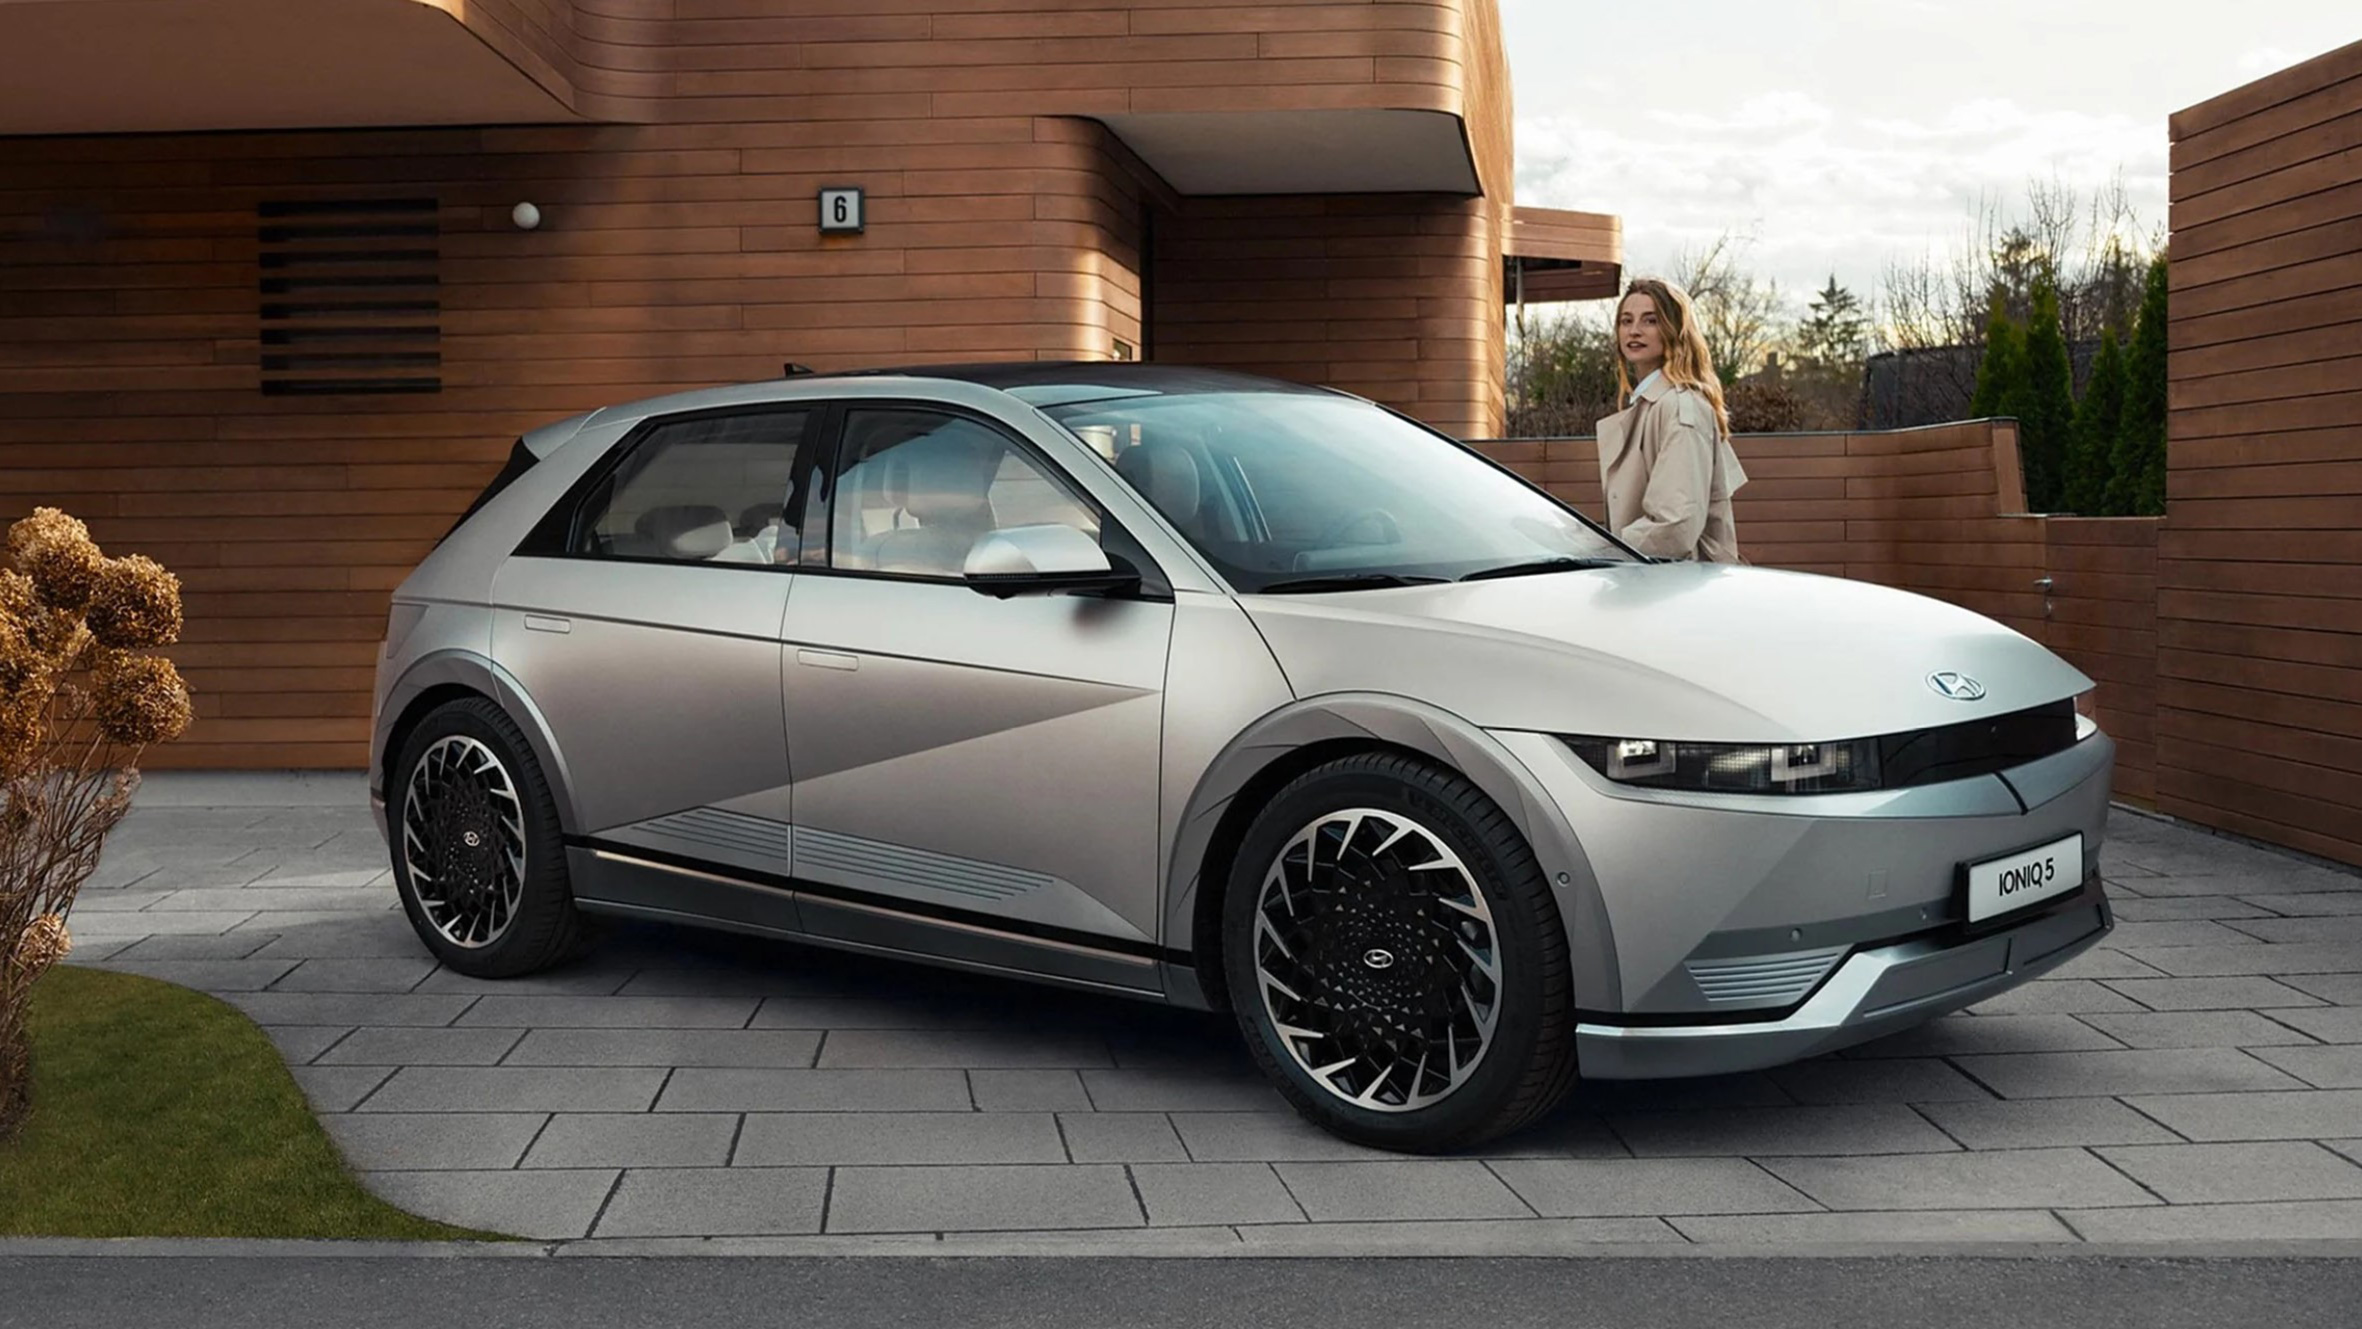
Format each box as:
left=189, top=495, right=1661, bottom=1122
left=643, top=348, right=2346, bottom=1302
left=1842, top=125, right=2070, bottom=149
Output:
left=511, top=201, right=542, bottom=231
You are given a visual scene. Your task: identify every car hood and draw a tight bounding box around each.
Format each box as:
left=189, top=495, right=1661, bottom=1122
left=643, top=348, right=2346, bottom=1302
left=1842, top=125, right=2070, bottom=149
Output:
left=1240, top=562, right=2092, bottom=743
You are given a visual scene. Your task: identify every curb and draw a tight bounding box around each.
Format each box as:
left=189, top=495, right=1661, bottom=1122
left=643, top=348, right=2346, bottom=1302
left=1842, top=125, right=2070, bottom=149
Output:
left=7, top=1233, right=2362, bottom=1261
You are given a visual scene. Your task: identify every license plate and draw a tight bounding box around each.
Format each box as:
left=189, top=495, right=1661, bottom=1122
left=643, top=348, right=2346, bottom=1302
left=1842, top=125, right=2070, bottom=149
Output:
left=1965, top=832, right=2085, bottom=923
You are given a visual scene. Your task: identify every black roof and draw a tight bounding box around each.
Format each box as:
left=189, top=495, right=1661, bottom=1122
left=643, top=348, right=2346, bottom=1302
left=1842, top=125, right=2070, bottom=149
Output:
left=799, top=360, right=1337, bottom=404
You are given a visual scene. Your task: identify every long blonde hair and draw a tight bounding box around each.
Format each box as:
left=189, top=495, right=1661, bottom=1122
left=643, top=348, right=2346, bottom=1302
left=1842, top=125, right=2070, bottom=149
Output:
left=1614, top=277, right=1732, bottom=440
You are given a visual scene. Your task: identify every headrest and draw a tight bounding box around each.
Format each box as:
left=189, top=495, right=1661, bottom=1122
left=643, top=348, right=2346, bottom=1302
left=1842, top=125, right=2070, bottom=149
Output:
left=635, top=504, right=733, bottom=560
left=736, top=501, right=784, bottom=536
left=1116, top=439, right=1202, bottom=523
left=888, top=434, right=997, bottom=526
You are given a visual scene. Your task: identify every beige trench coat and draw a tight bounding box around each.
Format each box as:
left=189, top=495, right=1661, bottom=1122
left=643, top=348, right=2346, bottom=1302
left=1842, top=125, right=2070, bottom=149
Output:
left=1594, top=375, right=1749, bottom=562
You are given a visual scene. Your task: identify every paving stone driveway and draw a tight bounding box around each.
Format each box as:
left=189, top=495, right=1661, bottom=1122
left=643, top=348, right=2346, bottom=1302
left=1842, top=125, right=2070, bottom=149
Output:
left=61, top=772, right=2362, bottom=1247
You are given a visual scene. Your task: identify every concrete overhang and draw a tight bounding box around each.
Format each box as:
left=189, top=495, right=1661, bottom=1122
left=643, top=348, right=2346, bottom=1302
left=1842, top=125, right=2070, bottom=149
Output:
left=0, top=0, right=579, bottom=137
left=1506, top=205, right=1623, bottom=301
left=1095, top=109, right=1481, bottom=196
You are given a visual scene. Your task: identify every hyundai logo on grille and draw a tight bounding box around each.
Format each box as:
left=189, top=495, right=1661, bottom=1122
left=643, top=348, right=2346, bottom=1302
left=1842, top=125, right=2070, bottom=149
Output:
left=1926, top=671, right=1987, bottom=701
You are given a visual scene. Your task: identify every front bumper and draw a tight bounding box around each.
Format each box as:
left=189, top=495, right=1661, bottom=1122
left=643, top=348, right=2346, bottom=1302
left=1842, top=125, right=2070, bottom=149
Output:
left=1575, top=889, right=2112, bottom=1078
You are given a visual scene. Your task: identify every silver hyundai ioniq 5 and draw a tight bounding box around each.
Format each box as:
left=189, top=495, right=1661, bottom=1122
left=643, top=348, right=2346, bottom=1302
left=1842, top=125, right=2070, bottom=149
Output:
left=370, top=362, right=2115, bottom=1152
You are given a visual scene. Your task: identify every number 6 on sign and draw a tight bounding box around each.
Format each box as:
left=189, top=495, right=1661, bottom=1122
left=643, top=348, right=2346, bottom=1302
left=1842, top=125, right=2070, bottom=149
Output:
left=818, top=187, right=864, bottom=235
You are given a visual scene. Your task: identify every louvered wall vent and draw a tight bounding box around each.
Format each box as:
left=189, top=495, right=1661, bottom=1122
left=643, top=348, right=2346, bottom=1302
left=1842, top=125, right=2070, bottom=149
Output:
left=256, top=197, right=441, bottom=395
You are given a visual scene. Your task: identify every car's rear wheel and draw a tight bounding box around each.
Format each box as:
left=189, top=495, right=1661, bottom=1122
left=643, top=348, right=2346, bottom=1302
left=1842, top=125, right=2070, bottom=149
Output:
left=389, top=696, right=587, bottom=978
left=1221, top=752, right=1579, bottom=1152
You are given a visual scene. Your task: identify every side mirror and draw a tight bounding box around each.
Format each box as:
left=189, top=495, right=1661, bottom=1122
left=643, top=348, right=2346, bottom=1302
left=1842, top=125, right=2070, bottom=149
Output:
left=963, top=524, right=1140, bottom=599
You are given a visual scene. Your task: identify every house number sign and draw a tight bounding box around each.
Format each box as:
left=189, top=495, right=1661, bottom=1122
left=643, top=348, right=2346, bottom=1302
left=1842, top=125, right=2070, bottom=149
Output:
left=818, top=187, right=865, bottom=234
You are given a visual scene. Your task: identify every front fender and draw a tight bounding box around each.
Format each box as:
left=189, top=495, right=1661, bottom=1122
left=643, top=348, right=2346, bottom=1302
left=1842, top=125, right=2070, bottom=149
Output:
left=1161, top=691, right=1621, bottom=1013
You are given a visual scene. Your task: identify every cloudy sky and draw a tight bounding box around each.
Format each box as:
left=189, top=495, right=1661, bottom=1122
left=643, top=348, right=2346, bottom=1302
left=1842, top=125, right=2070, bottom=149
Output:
left=1501, top=1, right=2358, bottom=313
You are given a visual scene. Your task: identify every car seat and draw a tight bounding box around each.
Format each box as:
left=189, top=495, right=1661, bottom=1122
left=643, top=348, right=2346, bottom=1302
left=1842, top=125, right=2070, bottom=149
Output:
left=633, top=504, right=734, bottom=561
left=1115, top=437, right=1206, bottom=537
left=868, top=433, right=1001, bottom=577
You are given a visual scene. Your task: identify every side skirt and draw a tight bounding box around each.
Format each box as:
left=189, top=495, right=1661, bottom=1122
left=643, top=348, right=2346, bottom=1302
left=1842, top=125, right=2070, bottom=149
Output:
left=567, top=843, right=1172, bottom=1002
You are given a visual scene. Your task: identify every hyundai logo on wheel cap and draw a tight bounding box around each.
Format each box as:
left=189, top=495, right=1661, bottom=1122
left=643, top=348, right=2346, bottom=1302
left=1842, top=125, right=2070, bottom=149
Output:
left=1926, top=671, right=1987, bottom=701
left=1361, top=948, right=1397, bottom=971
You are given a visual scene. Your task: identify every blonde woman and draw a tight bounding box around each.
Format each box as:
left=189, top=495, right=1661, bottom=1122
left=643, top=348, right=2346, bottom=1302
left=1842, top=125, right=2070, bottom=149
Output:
left=1594, top=277, right=1749, bottom=562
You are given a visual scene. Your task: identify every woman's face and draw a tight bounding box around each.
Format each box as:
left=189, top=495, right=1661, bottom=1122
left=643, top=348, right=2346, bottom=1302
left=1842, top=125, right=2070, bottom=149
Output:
left=1617, top=291, right=1667, bottom=375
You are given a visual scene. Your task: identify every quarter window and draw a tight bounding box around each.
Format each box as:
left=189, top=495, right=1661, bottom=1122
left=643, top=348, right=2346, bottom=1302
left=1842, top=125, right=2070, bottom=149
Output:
left=828, top=408, right=1100, bottom=579
left=573, top=411, right=813, bottom=565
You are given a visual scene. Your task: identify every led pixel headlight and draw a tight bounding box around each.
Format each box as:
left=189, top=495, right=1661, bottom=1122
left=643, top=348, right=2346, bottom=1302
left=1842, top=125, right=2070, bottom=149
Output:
left=1562, top=735, right=1884, bottom=794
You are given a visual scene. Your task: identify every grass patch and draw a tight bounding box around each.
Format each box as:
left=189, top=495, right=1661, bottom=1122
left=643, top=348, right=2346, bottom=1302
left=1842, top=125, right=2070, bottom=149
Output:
left=0, top=965, right=506, bottom=1239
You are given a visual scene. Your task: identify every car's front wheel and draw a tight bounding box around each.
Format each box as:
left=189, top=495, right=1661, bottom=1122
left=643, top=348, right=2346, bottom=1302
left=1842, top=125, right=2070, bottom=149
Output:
left=1221, top=752, right=1579, bottom=1152
left=388, top=696, right=587, bottom=978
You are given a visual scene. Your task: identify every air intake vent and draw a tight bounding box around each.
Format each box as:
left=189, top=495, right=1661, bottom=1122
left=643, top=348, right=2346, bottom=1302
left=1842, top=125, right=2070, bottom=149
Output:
left=256, top=197, right=440, bottom=395
left=1686, top=945, right=1848, bottom=1008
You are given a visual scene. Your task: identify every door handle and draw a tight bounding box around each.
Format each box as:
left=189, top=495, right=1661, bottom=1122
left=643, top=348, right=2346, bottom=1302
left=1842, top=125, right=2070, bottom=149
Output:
left=523, top=614, right=571, bottom=634
left=796, top=648, right=858, bottom=672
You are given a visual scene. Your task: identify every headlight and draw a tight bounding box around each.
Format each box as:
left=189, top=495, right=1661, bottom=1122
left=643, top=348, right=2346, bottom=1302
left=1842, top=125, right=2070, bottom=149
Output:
left=1560, top=735, right=1883, bottom=794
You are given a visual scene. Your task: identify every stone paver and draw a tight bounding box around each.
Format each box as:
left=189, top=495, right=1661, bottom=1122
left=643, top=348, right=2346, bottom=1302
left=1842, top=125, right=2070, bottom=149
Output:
left=654, top=1068, right=973, bottom=1113
left=1132, top=1163, right=1305, bottom=1227
left=1760, top=1148, right=2160, bottom=1211
left=1915, top=1098, right=2184, bottom=1150
left=1966, top=980, right=2146, bottom=1016
left=521, top=1114, right=740, bottom=1169
left=2099, top=977, right=2329, bottom=1010
left=359, top=1067, right=666, bottom=1113
left=2076, top=1011, right=2322, bottom=1049
left=825, top=1164, right=1143, bottom=1233
left=1060, top=1113, right=1190, bottom=1164
left=1951, top=1049, right=2308, bottom=1098
left=1489, top=1159, right=1819, bottom=1217
left=2120, top=1091, right=2362, bottom=1141
left=590, top=1168, right=827, bottom=1238
left=2284, top=975, right=2362, bottom=1005
left=365, top=1170, right=617, bottom=1240
left=1671, top=1210, right=2080, bottom=1243
left=62, top=775, right=2362, bottom=1246
left=2248, top=1046, right=2362, bottom=1089
left=316, top=1028, right=526, bottom=1066
left=967, top=1069, right=1094, bottom=1112
left=1843, top=1014, right=2126, bottom=1057
left=2268, top=1007, right=2362, bottom=1043
left=2095, top=1141, right=2362, bottom=1204
left=502, top=1028, right=820, bottom=1068
left=1609, top=1104, right=1960, bottom=1157
left=1276, top=1162, right=1533, bottom=1221
left=324, top=1113, right=548, bottom=1171
left=734, top=1112, right=1066, bottom=1165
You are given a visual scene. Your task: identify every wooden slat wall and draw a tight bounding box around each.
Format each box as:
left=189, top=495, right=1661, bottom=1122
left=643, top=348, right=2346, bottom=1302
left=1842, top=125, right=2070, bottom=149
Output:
left=1471, top=424, right=2164, bottom=804
left=2045, top=519, right=2161, bottom=804
left=2163, top=38, right=2362, bottom=866
left=1, top=0, right=1528, bottom=771
left=0, top=116, right=1150, bottom=770
left=1153, top=194, right=1505, bottom=438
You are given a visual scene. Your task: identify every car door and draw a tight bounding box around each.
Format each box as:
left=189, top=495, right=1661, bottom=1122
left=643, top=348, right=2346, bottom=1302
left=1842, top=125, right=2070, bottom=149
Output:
left=779, top=402, right=1176, bottom=991
left=491, top=405, right=822, bottom=879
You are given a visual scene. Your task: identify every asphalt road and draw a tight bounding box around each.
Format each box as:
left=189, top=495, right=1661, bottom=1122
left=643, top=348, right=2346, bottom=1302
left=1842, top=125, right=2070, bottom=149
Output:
left=6, top=1255, right=2361, bottom=1328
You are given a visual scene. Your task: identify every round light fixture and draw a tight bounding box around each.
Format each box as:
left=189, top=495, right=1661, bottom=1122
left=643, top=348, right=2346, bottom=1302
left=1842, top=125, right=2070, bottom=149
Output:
left=511, top=201, right=542, bottom=231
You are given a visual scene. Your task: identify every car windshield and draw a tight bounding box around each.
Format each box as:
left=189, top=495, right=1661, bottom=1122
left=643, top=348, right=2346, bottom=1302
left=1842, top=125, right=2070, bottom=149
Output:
left=1043, top=390, right=1631, bottom=592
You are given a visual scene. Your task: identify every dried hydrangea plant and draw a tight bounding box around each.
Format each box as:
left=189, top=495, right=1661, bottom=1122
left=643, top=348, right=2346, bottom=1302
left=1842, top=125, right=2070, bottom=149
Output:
left=0, top=508, right=192, bottom=1138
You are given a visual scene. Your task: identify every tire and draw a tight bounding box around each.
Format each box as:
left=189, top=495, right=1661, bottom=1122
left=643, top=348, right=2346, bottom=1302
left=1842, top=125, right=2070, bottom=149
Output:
left=388, top=696, right=589, bottom=978
left=1221, top=752, right=1579, bottom=1152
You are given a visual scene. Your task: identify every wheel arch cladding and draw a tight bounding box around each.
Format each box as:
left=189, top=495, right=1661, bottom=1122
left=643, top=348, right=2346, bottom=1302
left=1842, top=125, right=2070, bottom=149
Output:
left=1170, top=694, right=1620, bottom=1015
left=381, top=652, right=583, bottom=837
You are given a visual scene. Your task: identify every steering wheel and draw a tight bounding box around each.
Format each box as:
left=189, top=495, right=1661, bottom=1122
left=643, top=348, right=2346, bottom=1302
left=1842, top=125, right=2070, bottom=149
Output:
left=1311, top=507, right=1403, bottom=547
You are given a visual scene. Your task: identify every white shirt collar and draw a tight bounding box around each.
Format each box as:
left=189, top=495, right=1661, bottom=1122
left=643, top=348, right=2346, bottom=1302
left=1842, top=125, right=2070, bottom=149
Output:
left=1631, top=368, right=1665, bottom=400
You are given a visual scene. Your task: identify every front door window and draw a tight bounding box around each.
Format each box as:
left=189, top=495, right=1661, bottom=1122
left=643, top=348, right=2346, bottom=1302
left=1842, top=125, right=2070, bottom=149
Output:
left=826, top=408, right=1100, bottom=579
